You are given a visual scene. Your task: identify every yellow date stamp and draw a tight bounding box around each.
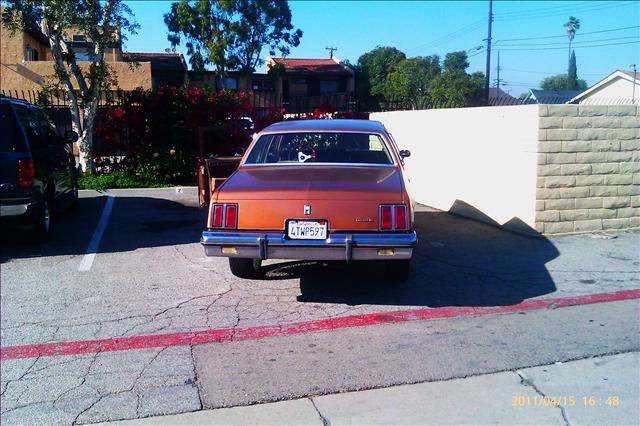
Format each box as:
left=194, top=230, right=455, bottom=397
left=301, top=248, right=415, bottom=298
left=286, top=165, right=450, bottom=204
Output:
left=512, top=395, right=620, bottom=407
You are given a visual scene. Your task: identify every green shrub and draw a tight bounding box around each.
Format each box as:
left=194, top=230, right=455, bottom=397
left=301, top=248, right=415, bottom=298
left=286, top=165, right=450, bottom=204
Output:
left=78, top=170, right=171, bottom=190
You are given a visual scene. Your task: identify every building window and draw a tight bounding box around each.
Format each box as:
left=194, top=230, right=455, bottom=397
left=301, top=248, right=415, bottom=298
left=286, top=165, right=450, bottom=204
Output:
left=320, top=80, right=338, bottom=94
left=24, top=44, right=39, bottom=61
left=252, top=79, right=274, bottom=91
left=74, top=50, right=92, bottom=61
left=221, top=77, right=238, bottom=90
left=72, top=34, right=87, bottom=43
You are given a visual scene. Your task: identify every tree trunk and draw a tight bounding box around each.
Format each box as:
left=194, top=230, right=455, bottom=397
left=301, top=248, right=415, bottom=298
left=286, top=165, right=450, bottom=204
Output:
left=80, top=100, right=99, bottom=173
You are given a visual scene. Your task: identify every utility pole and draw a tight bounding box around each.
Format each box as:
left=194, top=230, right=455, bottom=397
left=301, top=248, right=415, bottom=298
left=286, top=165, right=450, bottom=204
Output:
left=631, top=64, right=637, bottom=104
left=496, top=50, right=500, bottom=95
left=326, top=46, right=337, bottom=59
left=484, top=0, right=493, bottom=105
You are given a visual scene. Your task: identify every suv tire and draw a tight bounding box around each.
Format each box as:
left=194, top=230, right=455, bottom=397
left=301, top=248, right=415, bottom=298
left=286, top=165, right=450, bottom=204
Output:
left=32, top=198, right=51, bottom=242
left=69, top=173, right=79, bottom=210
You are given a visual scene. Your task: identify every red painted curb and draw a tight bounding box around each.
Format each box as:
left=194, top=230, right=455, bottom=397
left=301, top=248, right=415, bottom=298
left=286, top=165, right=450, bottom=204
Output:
left=2, top=289, right=639, bottom=360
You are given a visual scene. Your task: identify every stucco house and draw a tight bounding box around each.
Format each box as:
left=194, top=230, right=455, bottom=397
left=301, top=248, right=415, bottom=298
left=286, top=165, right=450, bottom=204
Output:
left=0, top=16, right=187, bottom=93
left=188, top=56, right=355, bottom=113
left=568, top=70, right=639, bottom=105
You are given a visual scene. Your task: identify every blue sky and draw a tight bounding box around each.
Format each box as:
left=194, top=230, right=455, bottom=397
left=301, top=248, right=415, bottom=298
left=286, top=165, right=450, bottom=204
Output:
left=124, top=1, right=640, bottom=95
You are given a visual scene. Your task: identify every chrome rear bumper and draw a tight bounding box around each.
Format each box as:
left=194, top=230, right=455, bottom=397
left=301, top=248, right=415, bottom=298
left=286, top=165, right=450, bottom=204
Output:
left=201, top=230, right=417, bottom=261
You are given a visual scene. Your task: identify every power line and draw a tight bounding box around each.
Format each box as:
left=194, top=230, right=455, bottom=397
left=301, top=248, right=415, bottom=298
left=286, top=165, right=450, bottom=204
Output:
left=494, top=25, right=640, bottom=43
left=407, top=19, right=485, bottom=53
left=495, top=35, right=639, bottom=48
left=495, top=1, right=598, bottom=18
left=496, top=40, right=639, bottom=51
left=500, top=67, right=610, bottom=77
left=468, top=48, right=486, bottom=59
left=494, top=2, right=636, bottom=21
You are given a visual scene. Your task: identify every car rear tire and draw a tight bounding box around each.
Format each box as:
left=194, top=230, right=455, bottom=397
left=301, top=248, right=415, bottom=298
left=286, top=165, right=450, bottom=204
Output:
left=32, top=198, right=51, bottom=242
left=229, top=258, right=262, bottom=279
left=384, top=259, right=411, bottom=282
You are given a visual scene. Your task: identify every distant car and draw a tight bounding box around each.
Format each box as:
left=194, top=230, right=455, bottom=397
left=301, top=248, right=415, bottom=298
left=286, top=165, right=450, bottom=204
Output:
left=201, top=119, right=417, bottom=280
left=0, top=96, right=79, bottom=240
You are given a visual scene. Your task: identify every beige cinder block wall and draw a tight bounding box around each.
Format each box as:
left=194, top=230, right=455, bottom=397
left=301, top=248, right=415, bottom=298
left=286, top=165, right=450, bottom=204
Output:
left=371, top=105, right=540, bottom=234
left=536, top=105, right=640, bottom=233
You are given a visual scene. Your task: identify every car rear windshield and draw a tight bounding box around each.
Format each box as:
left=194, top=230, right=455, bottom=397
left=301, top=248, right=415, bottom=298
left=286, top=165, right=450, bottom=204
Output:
left=244, top=132, right=393, bottom=165
left=0, top=103, right=27, bottom=153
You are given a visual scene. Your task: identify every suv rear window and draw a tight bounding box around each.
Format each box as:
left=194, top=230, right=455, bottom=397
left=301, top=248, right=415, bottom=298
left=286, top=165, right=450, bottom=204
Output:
left=245, top=132, right=393, bottom=165
left=0, top=103, right=27, bottom=153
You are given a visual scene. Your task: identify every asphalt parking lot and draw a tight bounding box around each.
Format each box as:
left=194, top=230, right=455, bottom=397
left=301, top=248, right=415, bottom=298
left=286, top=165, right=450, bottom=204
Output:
left=1, top=187, right=639, bottom=425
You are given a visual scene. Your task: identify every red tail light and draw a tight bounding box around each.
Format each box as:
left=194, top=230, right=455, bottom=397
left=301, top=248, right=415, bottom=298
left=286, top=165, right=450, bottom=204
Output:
left=225, top=204, right=237, bottom=228
left=380, top=205, right=392, bottom=230
left=212, top=204, right=224, bottom=228
left=393, top=205, right=406, bottom=230
left=211, top=203, right=238, bottom=229
left=379, top=204, right=407, bottom=231
left=18, top=158, right=34, bottom=188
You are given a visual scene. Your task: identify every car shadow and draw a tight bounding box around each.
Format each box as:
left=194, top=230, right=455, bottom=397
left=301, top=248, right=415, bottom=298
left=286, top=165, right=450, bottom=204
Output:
left=260, top=210, right=560, bottom=307
left=1, top=195, right=205, bottom=262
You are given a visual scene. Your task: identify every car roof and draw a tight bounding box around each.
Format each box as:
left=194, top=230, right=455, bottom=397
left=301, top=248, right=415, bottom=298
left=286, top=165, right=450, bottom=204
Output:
left=261, top=119, right=386, bottom=134
left=0, top=96, right=34, bottom=107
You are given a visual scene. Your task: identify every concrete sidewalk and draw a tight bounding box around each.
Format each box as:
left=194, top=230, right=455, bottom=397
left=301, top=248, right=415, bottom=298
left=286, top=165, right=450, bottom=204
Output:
left=108, top=352, right=638, bottom=426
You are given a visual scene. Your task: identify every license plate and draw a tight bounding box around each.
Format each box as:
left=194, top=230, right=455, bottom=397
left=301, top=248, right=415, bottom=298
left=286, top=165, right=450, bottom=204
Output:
left=287, top=220, right=328, bottom=240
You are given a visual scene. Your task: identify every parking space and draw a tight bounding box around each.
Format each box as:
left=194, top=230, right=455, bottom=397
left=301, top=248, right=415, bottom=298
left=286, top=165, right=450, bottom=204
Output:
left=1, top=188, right=638, bottom=424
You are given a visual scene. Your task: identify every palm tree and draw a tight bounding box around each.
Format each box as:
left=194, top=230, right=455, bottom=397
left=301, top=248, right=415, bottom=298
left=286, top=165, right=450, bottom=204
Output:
left=564, top=16, right=580, bottom=69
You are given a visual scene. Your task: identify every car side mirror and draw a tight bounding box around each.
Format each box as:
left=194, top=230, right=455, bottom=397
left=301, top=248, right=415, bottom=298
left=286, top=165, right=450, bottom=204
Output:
left=399, top=149, right=411, bottom=158
left=64, top=130, right=78, bottom=143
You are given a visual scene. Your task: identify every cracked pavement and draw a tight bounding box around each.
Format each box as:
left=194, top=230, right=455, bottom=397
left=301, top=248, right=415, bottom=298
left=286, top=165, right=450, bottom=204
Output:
left=1, top=188, right=638, bottom=424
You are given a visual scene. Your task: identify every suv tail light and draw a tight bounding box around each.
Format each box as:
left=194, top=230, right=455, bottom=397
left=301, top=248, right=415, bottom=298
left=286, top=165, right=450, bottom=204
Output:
left=211, top=203, right=238, bottom=229
left=18, top=158, right=34, bottom=188
left=379, top=204, right=407, bottom=231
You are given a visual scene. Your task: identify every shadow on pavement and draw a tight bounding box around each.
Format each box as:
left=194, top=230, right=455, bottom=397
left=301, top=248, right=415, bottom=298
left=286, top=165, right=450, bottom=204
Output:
left=263, top=210, right=560, bottom=307
left=1, top=195, right=204, bottom=262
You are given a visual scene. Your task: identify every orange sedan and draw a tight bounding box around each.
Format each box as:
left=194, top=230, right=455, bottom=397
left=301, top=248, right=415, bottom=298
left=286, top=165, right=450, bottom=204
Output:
left=201, top=119, right=417, bottom=280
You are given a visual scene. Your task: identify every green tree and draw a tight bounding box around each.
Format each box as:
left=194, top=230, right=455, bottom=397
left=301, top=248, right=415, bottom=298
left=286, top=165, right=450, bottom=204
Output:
left=164, top=0, right=301, bottom=74
left=164, top=1, right=235, bottom=73
left=442, top=50, right=469, bottom=74
left=564, top=16, right=580, bottom=68
left=2, top=0, right=139, bottom=172
left=568, top=50, right=578, bottom=89
left=356, top=46, right=406, bottom=108
left=428, top=51, right=484, bottom=106
left=229, top=0, right=302, bottom=73
left=540, top=74, right=587, bottom=91
left=384, top=56, right=441, bottom=108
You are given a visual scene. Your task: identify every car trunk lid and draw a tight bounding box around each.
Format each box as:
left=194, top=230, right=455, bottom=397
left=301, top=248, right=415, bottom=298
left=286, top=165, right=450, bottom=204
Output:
left=216, top=165, right=406, bottom=231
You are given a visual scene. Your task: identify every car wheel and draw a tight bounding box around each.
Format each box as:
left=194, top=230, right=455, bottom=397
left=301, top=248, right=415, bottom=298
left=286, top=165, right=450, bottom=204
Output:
left=32, top=198, right=51, bottom=242
left=384, top=259, right=411, bottom=282
left=229, top=258, right=262, bottom=279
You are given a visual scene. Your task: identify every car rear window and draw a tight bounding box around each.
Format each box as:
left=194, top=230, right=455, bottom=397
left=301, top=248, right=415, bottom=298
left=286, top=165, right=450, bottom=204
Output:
left=244, top=132, right=393, bottom=165
left=0, top=103, right=27, bottom=153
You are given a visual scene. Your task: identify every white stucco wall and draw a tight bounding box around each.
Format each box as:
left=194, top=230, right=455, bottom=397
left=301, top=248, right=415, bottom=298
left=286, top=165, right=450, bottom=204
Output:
left=371, top=105, right=540, bottom=232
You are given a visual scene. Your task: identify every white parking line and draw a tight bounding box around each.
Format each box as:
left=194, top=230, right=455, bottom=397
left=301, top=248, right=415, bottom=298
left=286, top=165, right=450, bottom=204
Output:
left=78, top=195, right=115, bottom=272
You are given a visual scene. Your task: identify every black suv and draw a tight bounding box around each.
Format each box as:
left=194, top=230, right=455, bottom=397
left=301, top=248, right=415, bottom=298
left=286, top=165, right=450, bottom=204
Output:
left=0, top=96, right=79, bottom=240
